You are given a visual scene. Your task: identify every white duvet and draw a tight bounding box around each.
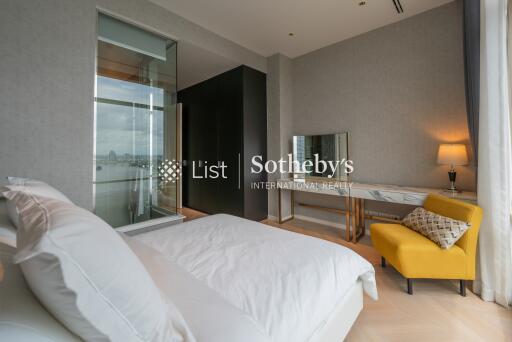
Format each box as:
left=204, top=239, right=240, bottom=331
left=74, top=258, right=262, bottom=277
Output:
left=133, top=214, right=377, bottom=342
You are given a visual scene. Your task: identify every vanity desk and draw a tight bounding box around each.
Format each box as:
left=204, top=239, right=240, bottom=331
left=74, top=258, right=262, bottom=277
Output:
left=277, top=178, right=477, bottom=243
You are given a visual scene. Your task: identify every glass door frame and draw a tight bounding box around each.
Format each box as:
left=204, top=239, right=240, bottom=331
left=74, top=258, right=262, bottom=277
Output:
left=93, top=10, right=180, bottom=228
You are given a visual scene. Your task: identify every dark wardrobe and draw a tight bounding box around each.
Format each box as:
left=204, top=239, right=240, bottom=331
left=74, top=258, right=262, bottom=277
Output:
left=178, top=65, right=268, bottom=221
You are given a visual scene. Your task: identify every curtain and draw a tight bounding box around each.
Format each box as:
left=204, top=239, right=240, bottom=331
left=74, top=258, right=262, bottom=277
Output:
left=463, top=0, right=480, bottom=165
left=474, top=0, right=512, bottom=307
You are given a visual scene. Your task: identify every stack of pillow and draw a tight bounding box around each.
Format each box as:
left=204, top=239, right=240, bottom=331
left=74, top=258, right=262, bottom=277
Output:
left=0, top=177, right=196, bottom=342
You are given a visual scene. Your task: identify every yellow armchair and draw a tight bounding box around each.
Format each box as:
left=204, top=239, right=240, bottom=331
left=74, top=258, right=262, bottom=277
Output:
left=370, top=194, right=483, bottom=296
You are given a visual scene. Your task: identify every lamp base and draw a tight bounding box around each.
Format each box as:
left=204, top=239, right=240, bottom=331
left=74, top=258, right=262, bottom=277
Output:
left=443, top=188, right=461, bottom=194
left=445, top=170, right=460, bottom=193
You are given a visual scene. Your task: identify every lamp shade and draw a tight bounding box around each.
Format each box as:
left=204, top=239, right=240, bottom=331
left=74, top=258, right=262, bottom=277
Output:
left=437, top=144, right=468, bottom=166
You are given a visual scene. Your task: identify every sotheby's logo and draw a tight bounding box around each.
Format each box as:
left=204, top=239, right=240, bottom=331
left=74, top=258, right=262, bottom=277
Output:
left=188, top=153, right=353, bottom=179
left=251, top=154, right=353, bottom=178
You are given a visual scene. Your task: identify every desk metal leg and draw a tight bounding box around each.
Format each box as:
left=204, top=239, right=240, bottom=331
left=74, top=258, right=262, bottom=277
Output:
left=351, top=198, right=357, bottom=243
left=344, top=196, right=351, bottom=241
left=278, top=188, right=282, bottom=223
left=360, top=199, right=366, bottom=236
left=351, top=198, right=366, bottom=243
left=355, top=198, right=360, bottom=228
left=291, top=190, right=294, bottom=218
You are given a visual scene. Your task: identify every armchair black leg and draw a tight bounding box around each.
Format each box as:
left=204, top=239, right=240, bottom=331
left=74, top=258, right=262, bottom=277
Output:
left=460, top=280, right=466, bottom=297
left=407, top=279, right=413, bottom=295
left=381, top=257, right=386, bottom=268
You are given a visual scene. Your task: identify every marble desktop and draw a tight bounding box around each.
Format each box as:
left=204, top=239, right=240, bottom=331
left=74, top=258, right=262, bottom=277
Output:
left=277, top=179, right=477, bottom=205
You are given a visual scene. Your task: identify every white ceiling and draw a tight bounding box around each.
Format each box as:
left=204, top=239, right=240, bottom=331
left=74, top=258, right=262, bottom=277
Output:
left=150, top=0, right=454, bottom=58
left=178, top=41, right=239, bottom=90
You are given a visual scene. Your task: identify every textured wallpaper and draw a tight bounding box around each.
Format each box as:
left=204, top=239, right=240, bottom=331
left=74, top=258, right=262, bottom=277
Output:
left=288, top=1, right=474, bottom=224
left=0, top=0, right=96, bottom=209
left=292, top=1, right=473, bottom=191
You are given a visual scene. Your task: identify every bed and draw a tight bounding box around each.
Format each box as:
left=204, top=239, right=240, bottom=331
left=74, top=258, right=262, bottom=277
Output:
left=129, top=214, right=378, bottom=342
left=0, top=196, right=377, bottom=342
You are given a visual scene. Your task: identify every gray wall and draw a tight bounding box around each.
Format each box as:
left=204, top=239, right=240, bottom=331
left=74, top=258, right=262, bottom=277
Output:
left=0, top=0, right=265, bottom=210
left=0, top=0, right=96, bottom=208
left=289, top=1, right=474, bottom=224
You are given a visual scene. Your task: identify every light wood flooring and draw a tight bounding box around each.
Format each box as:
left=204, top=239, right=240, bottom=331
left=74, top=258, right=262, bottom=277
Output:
left=180, top=208, right=512, bottom=341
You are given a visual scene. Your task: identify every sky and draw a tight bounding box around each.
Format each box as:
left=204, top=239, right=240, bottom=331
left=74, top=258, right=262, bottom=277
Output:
left=95, top=76, right=168, bottom=157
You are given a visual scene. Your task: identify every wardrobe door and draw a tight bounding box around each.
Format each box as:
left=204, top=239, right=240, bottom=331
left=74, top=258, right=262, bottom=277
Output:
left=242, top=66, right=268, bottom=221
left=180, top=86, right=199, bottom=211
left=216, top=67, right=244, bottom=216
left=181, top=81, right=218, bottom=214
left=199, top=78, right=220, bottom=214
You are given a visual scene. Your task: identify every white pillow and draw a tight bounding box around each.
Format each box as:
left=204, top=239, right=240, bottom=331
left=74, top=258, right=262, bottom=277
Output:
left=1, top=177, right=72, bottom=229
left=0, top=242, right=81, bottom=342
left=4, top=177, right=72, bottom=202
left=5, top=200, right=19, bottom=229
left=4, top=190, right=195, bottom=342
left=0, top=199, right=16, bottom=245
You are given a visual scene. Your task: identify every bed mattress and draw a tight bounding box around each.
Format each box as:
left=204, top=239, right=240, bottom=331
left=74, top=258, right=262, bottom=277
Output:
left=131, top=214, right=377, bottom=342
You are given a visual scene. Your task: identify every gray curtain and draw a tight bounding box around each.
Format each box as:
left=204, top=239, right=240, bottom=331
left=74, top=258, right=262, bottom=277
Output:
left=463, top=0, right=480, bottom=165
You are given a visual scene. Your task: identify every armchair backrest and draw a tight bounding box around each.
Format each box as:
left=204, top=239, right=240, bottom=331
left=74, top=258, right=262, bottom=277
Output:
left=423, top=193, right=483, bottom=279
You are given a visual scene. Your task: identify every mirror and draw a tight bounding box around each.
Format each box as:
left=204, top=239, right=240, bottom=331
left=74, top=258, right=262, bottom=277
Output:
left=293, top=132, right=349, bottom=181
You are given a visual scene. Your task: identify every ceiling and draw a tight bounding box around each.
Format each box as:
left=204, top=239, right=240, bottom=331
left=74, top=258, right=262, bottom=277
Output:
left=149, top=0, right=454, bottom=58
left=178, top=41, right=239, bottom=90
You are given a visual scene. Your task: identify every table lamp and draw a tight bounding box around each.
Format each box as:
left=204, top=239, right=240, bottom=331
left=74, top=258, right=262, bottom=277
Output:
left=437, top=144, right=468, bottom=192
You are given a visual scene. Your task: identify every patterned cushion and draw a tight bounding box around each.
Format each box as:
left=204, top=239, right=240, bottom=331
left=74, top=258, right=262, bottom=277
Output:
left=402, top=207, right=470, bottom=249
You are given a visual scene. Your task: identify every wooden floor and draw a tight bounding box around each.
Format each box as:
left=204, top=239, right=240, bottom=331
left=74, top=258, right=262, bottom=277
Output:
left=181, top=209, right=512, bottom=341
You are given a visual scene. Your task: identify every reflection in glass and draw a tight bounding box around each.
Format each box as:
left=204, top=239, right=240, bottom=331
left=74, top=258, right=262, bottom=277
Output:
left=293, top=133, right=349, bottom=180
left=94, top=14, right=177, bottom=227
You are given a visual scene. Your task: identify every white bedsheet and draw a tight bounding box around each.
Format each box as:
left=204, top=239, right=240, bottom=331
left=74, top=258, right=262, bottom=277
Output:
left=123, top=236, right=271, bottom=342
left=134, top=214, right=377, bottom=342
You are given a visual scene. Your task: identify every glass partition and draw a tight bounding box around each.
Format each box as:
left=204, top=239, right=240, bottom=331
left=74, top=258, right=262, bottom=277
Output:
left=94, top=13, right=177, bottom=227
